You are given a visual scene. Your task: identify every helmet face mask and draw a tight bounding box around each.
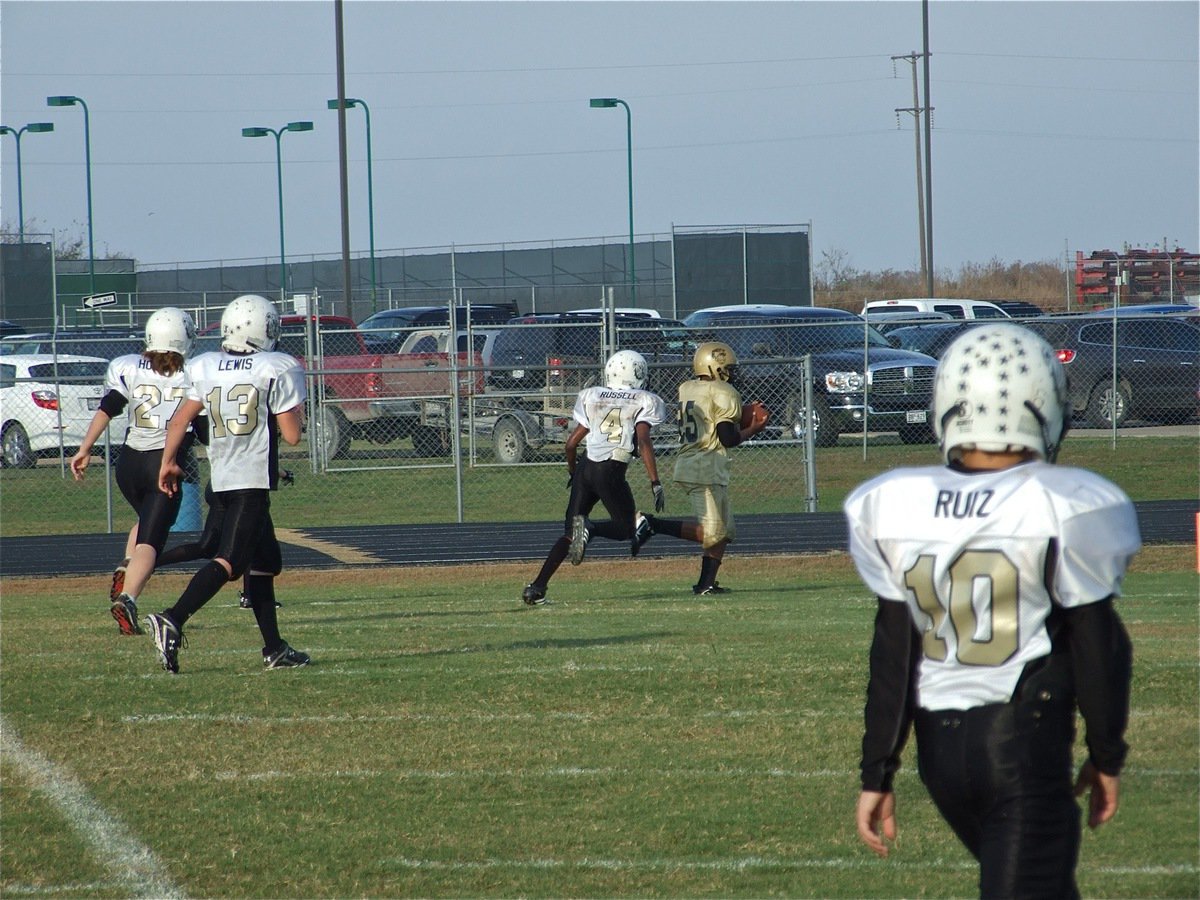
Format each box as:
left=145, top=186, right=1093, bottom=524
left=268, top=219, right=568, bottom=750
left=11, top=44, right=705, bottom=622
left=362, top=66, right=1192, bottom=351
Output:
left=604, top=349, right=648, bottom=390
left=144, top=307, right=196, bottom=356
left=221, top=294, right=281, bottom=353
left=933, top=324, right=1069, bottom=464
left=692, top=341, right=737, bottom=383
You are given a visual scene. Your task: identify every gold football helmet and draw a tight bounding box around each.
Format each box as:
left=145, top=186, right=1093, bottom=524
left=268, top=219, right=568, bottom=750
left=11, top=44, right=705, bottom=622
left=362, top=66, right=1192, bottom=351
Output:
left=692, top=341, right=737, bottom=382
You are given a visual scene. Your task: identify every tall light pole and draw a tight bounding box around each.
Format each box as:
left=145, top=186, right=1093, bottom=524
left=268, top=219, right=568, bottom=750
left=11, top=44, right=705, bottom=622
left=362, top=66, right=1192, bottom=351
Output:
left=590, top=97, right=635, bottom=306
left=46, top=95, right=93, bottom=295
left=327, top=98, right=377, bottom=311
left=242, top=121, right=314, bottom=300
left=0, top=122, right=54, bottom=243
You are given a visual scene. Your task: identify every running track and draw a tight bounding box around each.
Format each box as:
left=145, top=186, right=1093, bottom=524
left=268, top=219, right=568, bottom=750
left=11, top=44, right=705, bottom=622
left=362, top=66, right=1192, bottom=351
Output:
left=2, top=500, right=1195, bottom=578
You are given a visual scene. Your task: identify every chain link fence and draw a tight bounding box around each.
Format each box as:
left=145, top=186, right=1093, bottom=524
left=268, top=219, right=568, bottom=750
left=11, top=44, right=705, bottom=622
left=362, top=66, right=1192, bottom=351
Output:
left=1, top=308, right=1196, bottom=538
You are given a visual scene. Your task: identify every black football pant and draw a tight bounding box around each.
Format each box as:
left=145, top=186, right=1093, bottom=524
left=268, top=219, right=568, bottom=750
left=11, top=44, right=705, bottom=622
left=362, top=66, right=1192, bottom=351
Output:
left=565, top=456, right=636, bottom=541
left=915, top=699, right=1081, bottom=900
left=115, top=446, right=183, bottom=554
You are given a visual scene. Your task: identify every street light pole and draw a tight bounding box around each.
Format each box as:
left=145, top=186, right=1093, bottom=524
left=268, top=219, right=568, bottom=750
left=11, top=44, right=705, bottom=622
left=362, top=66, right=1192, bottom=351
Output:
left=590, top=97, right=635, bottom=306
left=242, top=121, right=314, bottom=301
left=0, top=122, right=54, bottom=243
left=46, top=95, right=93, bottom=294
left=328, top=98, right=377, bottom=311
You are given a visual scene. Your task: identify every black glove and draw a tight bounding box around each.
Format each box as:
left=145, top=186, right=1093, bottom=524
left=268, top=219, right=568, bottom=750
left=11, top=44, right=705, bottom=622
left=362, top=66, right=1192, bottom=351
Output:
left=280, top=469, right=295, bottom=487
left=566, top=471, right=575, bottom=490
left=651, top=480, right=665, bottom=512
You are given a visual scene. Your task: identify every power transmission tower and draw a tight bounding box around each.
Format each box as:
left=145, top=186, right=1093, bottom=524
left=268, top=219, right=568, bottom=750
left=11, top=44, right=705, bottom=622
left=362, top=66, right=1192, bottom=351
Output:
left=893, top=52, right=931, bottom=288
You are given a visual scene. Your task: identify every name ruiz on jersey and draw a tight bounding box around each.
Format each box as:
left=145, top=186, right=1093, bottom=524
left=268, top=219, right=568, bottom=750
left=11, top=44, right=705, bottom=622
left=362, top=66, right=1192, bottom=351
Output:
left=934, top=489, right=995, bottom=519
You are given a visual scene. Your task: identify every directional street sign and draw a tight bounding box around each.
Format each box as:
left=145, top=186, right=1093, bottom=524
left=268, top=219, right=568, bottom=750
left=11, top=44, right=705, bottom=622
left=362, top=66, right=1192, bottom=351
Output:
left=81, top=292, right=118, bottom=309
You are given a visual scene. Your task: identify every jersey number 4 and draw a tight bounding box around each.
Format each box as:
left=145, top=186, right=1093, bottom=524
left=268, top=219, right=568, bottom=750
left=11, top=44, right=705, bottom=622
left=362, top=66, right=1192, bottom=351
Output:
left=904, top=550, right=1020, bottom=667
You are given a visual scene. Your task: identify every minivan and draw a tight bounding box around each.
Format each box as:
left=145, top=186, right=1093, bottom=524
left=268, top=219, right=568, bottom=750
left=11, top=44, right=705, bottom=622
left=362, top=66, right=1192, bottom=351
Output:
left=862, top=298, right=1012, bottom=320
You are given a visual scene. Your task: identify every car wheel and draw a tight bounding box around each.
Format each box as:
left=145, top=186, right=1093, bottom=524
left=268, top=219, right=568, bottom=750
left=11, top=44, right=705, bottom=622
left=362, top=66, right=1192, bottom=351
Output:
left=784, top=392, right=838, bottom=448
left=411, top=424, right=449, bottom=457
left=314, top=404, right=351, bottom=460
left=1085, top=379, right=1131, bottom=428
left=1, top=422, right=36, bottom=468
left=492, top=416, right=528, bottom=464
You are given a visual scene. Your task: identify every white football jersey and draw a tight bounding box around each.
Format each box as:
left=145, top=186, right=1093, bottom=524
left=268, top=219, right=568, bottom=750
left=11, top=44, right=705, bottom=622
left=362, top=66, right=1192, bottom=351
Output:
left=573, top=385, right=668, bottom=464
left=184, top=350, right=307, bottom=491
left=104, top=353, right=191, bottom=452
left=844, top=461, right=1140, bottom=711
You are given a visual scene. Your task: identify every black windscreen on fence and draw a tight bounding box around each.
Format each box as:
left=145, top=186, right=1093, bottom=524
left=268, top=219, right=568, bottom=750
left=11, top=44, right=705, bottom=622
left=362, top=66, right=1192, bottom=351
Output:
left=672, top=228, right=811, bottom=316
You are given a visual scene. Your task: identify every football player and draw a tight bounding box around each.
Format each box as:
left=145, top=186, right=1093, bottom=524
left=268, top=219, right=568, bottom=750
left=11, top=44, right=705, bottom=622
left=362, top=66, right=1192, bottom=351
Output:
left=146, top=294, right=310, bottom=672
left=633, top=341, right=768, bottom=595
left=70, top=307, right=200, bottom=636
left=522, top=349, right=667, bottom=605
left=845, top=323, right=1140, bottom=898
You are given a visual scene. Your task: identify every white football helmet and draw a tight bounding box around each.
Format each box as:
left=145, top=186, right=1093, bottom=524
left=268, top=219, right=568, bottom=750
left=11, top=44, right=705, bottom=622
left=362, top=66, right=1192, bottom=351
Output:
left=933, top=323, right=1069, bottom=464
left=605, top=349, right=648, bottom=390
left=144, top=307, right=196, bottom=356
left=221, top=294, right=280, bottom=353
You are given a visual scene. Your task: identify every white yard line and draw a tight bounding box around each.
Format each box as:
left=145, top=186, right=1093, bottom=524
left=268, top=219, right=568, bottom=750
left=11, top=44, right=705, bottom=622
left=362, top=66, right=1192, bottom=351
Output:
left=0, top=714, right=184, bottom=899
left=212, top=766, right=848, bottom=782
left=379, top=856, right=1198, bottom=876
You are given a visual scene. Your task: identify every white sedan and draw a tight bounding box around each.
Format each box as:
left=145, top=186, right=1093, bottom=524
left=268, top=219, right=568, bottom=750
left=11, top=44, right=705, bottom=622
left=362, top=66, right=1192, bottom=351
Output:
left=0, top=353, right=129, bottom=468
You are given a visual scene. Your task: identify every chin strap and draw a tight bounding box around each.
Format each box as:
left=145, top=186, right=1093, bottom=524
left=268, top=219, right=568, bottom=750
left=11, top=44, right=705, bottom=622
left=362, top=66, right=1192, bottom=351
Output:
left=1024, top=399, right=1067, bottom=463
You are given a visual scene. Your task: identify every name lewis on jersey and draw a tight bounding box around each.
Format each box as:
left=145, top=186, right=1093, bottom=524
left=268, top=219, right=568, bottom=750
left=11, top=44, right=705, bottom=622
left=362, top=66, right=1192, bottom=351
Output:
left=218, top=357, right=254, bottom=371
left=934, top=488, right=995, bottom=519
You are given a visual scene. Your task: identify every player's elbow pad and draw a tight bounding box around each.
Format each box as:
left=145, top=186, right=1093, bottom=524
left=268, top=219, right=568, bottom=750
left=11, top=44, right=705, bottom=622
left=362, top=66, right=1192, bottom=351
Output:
left=99, top=390, right=127, bottom=418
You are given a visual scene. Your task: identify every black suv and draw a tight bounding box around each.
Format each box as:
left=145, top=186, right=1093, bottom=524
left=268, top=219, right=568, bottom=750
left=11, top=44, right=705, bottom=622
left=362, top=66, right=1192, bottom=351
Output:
left=683, top=304, right=939, bottom=446
left=358, top=304, right=518, bottom=353
left=1020, top=312, right=1199, bottom=427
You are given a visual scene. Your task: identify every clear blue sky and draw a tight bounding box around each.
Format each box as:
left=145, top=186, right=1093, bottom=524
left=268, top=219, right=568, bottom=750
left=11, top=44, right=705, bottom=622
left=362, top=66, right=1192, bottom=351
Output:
left=2, top=0, right=1196, bottom=276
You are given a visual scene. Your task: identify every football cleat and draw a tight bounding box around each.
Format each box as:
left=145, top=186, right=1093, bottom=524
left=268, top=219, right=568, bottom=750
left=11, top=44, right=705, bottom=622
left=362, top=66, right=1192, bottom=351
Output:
left=109, top=559, right=129, bottom=604
left=110, top=594, right=143, bottom=636
left=239, top=592, right=281, bottom=609
left=693, top=582, right=731, bottom=596
left=522, top=583, right=547, bottom=606
left=263, top=642, right=311, bottom=669
left=567, top=515, right=592, bottom=566
left=631, top=513, right=654, bottom=557
left=146, top=613, right=186, bottom=674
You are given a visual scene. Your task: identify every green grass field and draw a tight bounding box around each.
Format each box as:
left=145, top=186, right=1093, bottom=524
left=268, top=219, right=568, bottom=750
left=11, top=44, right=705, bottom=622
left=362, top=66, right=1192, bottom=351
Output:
left=2, top=548, right=1196, bottom=898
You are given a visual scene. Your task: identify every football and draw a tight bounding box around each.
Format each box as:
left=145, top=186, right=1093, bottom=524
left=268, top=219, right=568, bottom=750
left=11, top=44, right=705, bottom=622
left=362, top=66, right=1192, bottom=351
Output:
left=740, top=402, right=758, bottom=429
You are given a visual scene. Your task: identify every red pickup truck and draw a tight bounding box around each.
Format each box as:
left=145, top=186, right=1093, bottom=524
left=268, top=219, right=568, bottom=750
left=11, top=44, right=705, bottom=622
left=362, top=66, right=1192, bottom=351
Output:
left=277, top=315, right=482, bottom=459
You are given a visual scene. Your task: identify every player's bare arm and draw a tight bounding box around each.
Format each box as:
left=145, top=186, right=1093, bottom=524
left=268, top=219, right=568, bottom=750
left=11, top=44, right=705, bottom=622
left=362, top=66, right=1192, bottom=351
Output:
left=1074, top=761, right=1120, bottom=829
left=276, top=405, right=305, bottom=446
left=856, top=790, right=897, bottom=857
left=635, top=420, right=660, bottom=482
left=564, top=423, right=588, bottom=479
left=69, top=410, right=114, bottom=481
left=158, top=398, right=204, bottom=495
